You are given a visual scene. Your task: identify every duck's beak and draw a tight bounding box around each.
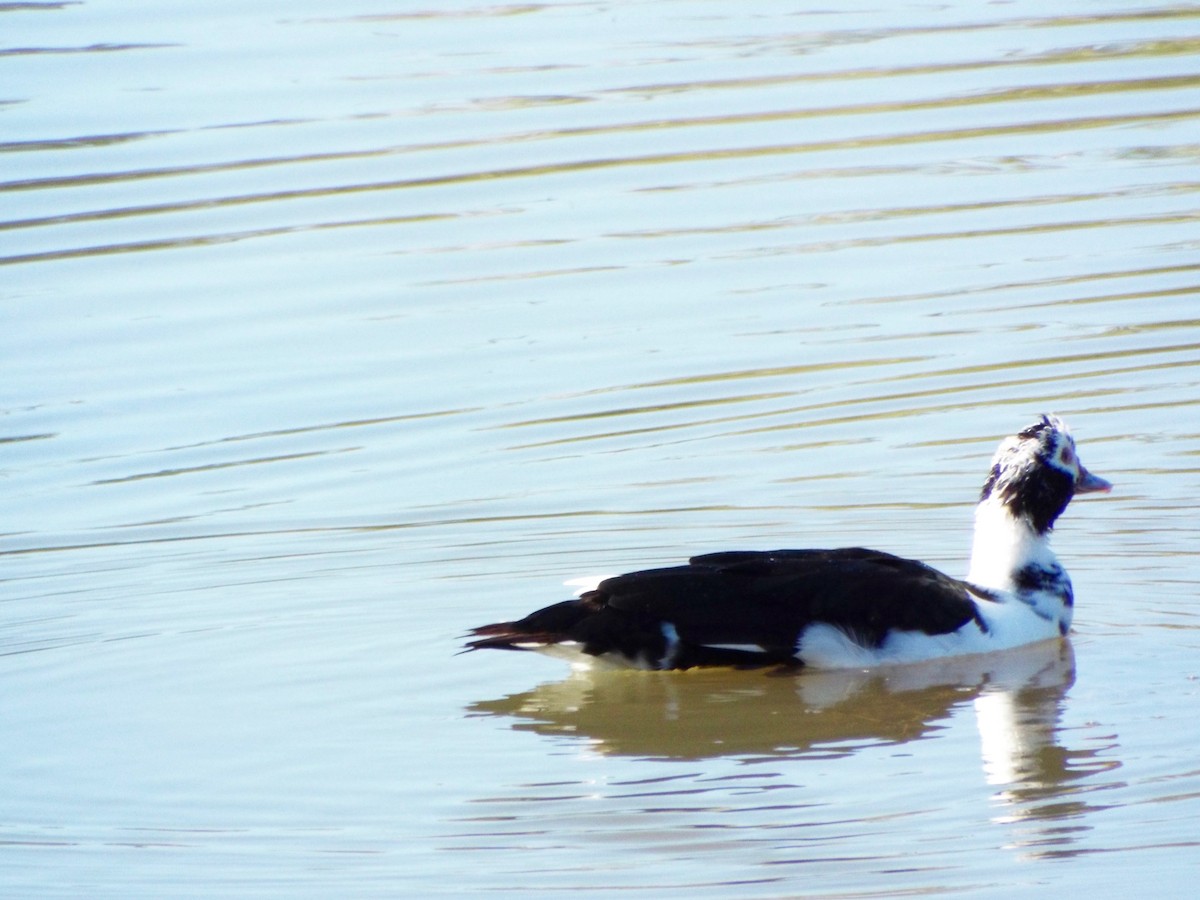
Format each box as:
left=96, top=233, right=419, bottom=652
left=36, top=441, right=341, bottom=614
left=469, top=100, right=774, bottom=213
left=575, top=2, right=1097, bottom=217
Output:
left=1076, top=467, right=1112, bottom=494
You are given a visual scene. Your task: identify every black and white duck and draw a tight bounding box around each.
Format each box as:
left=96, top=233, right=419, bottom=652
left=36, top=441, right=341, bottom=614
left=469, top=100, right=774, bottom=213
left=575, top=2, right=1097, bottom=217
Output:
left=464, top=415, right=1110, bottom=670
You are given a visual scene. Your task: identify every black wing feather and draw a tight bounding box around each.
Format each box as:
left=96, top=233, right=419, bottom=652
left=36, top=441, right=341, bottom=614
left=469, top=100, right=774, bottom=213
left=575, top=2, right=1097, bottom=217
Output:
left=465, top=547, right=981, bottom=668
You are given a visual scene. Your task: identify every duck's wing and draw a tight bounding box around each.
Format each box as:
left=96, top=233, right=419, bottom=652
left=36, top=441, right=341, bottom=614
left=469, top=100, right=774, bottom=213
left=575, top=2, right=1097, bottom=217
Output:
left=465, top=547, right=982, bottom=669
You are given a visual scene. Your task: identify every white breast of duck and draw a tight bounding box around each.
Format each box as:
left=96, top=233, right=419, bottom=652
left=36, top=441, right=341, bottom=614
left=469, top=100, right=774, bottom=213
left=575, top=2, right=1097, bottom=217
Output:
left=465, top=415, right=1110, bottom=670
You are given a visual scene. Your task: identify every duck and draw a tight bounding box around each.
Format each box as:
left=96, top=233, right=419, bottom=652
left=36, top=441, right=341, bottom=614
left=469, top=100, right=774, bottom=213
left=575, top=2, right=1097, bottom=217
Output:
left=464, top=415, right=1111, bottom=670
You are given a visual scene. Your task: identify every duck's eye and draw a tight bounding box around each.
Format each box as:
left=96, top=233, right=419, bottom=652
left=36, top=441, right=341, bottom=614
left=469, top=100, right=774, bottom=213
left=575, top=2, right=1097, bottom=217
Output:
left=1059, top=444, right=1075, bottom=466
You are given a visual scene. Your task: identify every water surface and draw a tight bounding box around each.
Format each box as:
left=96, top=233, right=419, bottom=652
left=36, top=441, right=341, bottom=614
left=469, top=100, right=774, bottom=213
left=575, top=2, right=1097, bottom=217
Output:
left=4, top=0, right=1200, bottom=896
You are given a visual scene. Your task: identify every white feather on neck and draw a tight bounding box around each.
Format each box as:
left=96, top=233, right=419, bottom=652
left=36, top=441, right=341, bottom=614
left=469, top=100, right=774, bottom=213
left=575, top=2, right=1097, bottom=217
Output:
left=966, top=494, right=1059, bottom=593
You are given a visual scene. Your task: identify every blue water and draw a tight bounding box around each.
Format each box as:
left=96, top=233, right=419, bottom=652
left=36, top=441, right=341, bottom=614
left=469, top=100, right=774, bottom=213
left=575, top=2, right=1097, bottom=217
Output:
left=4, top=0, right=1200, bottom=896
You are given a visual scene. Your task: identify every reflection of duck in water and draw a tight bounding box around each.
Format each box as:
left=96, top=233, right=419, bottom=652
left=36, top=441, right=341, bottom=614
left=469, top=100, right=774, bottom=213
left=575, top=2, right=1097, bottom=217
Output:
left=465, top=416, right=1109, bottom=670
left=468, top=640, right=1077, bottom=762
left=469, top=641, right=1121, bottom=854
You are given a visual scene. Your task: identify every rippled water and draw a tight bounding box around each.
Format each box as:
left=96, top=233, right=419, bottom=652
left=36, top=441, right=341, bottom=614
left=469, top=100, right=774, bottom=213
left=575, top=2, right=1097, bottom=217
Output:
left=4, top=0, right=1200, bottom=896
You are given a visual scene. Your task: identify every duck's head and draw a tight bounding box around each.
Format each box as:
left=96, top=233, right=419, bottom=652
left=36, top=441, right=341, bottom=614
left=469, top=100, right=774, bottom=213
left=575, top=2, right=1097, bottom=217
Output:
left=979, top=414, right=1111, bottom=534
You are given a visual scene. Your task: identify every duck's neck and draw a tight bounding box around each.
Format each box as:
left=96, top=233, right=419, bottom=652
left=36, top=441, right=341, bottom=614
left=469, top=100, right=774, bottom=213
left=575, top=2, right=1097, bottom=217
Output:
left=966, top=497, right=1065, bottom=600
